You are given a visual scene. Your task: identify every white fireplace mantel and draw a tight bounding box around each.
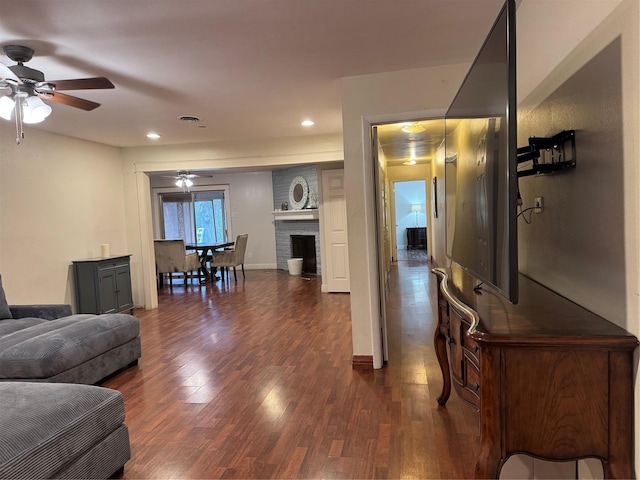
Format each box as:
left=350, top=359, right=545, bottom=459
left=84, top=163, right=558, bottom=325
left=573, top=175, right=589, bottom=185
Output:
left=272, top=209, right=319, bottom=221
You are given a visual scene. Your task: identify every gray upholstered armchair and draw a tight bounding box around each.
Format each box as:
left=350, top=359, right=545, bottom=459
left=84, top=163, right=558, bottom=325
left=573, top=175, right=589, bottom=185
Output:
left=153, top=239, right=201, bottom=287
left=209, top=234, right=248, bottom=282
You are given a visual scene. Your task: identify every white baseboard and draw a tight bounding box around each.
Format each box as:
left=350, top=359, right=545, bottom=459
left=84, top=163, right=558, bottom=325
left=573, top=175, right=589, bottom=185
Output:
left=243, top=263, right=277, bottom=270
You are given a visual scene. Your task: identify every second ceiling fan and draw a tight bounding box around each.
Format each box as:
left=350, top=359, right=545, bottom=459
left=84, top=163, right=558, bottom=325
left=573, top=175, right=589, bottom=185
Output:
left=163, top=171, right=213, bottom=191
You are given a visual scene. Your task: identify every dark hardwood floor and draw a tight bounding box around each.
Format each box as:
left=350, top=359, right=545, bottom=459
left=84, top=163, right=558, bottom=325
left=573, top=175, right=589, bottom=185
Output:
left=102, top=260, right=479, bottom=479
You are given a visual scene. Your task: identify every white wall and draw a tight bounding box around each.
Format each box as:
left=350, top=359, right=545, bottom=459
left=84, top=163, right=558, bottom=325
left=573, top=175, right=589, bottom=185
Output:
left=0, top=123, right=126, bottom=307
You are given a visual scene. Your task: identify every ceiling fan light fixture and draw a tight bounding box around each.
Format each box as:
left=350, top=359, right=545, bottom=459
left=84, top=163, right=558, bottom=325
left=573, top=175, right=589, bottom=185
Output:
left=0, top=96, right=15, bottom=120
left=22, top=96, right=52, bottom=124
left=401, top=122, right=426, bottom=134
left=175, top=177, right=193, bottom=189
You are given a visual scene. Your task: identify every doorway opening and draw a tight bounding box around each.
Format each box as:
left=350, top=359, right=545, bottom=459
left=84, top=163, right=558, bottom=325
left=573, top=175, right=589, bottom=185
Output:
left=372, top=119, right=444, bottom=364
left=393, top=180, right=427, bottom=261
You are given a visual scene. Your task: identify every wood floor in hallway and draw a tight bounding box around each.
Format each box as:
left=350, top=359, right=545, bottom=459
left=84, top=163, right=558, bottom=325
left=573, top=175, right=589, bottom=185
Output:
left=102, top=262, right=479, bottom=479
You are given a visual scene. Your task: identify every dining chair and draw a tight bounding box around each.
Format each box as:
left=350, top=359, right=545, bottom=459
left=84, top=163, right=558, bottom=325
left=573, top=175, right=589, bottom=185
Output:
left=208, top=234, right=248, bottom=282
left=153, top=239, right=201, bottom=287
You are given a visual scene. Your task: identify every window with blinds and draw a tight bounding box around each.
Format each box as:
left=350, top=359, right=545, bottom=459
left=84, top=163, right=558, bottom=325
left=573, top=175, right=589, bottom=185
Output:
left=159, top=190, right=228, bottom=245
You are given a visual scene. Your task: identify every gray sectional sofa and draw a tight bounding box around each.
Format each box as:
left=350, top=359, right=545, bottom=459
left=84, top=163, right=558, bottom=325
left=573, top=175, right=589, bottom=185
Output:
left=0, top=382, right=130, bottom=479
left=0, top=306, right=141, bottom=383
left=0, top=275, right=140, bottom=478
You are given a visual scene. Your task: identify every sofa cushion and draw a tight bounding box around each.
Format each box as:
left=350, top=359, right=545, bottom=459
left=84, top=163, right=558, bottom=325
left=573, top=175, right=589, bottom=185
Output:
left=0, top=318, right=47, bottom=336
left=0, top=313, right=140, bottom=379
left=0, top=275, right=11, bottom=320
left=0, top=382, right=127, bottom=479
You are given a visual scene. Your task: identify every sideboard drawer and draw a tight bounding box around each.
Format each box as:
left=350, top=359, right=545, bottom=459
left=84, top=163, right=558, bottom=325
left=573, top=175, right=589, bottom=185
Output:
left=464, top=353, right=481, bottom=406
left=464, top=332, right=480, bottom=363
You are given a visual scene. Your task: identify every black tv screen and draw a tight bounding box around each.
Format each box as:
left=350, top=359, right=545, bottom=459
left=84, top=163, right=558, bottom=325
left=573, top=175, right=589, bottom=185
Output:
left=444, top=0, right=518, bottom=303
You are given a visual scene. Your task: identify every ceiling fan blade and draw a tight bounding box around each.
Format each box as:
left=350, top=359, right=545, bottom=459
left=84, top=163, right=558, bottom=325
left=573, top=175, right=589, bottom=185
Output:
left=0, top=62, right=21, bottom=84
left=41, top=91, right=101, bottom=111
left=177, top=171, right=213, bottom=178
left=47, top=77, right=114, bottom=91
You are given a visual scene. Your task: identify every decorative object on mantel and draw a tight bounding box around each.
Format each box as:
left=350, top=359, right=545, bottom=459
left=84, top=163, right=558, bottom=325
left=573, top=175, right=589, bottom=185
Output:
left=288, top=176, right=309, bottom=210
left=307, top=191, right=318, bottom=209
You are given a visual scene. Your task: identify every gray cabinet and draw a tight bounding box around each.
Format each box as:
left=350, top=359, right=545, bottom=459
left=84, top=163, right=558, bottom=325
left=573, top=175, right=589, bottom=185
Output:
left=73, top=255, right=134, bottom=314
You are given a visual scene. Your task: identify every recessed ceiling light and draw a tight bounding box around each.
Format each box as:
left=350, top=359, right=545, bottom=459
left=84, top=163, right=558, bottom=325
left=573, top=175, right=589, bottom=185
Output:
left=146, top=132, right=161, bottom=139
left=301, top=120, right=315, bottom=127
left=401, top=122, right=426, bottom=134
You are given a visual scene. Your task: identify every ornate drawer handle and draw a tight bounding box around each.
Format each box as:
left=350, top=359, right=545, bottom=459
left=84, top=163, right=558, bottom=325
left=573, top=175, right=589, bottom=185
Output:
left=472, top=383, right=480, bottom=391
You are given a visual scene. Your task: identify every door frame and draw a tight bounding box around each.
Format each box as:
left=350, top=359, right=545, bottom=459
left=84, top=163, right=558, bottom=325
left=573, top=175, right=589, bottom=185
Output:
left=369, top=117, right=441, bottom=367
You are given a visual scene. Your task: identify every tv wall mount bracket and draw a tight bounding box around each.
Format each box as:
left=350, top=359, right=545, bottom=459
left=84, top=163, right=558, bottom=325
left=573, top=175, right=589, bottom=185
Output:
left=517, top=130, right=576, bottom=177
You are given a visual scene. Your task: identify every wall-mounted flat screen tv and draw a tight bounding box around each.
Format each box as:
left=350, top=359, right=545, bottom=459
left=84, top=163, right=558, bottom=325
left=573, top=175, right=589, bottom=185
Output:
left=444, top=0, right=518, bottom=303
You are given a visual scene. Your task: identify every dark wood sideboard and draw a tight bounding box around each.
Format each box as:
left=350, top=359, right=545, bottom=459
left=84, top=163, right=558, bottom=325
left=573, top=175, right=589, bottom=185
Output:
left=406, top=227, right=427, bottom=250
left=432, top=267, right=638, bottom=479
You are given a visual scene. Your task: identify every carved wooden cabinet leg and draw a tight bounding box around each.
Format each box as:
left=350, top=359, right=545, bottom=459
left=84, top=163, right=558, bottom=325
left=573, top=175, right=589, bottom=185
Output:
left=604, top=351, right=635, bottom=479
left=474, top=443, right=502, bottom=479
left=434, top=327, right=451, bottom=405
left=475, top=347, right=502, bottom=479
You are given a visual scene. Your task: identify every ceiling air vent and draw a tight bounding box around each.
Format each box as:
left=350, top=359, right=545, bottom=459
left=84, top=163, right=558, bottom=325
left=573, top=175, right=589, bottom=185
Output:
left=178, top=115, right=200, bottom=123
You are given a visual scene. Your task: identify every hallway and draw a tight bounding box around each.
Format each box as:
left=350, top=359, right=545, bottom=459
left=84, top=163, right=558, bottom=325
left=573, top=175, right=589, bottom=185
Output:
left=384, top=253, right=480, bottom=477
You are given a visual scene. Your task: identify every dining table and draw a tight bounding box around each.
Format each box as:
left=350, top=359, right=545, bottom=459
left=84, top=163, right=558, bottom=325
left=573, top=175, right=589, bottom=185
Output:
left=186, top=241, right=235, bottom=282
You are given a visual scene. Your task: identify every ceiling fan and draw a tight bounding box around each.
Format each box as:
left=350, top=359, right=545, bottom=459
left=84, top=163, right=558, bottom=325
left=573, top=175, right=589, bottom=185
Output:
left=0, top=44, right=114, bottom=144
left=162, top=171, right=213, bottom=191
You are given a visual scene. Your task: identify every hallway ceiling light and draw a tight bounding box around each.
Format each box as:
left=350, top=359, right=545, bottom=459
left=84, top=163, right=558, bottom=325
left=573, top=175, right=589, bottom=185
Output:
left=401, top=122, right=426, bottom=134
left=301, top=119, right=315, bottom=126
left=403, top=159, right=417, bottom=166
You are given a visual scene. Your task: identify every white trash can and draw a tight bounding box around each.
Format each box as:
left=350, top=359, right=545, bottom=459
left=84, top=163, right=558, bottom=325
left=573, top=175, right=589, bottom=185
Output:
left=287, top=258, right=303, bottom=275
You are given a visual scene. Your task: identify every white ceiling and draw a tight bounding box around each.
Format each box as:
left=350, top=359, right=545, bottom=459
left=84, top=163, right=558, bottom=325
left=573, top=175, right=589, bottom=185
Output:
left=0, top=0, right=504, bottom=160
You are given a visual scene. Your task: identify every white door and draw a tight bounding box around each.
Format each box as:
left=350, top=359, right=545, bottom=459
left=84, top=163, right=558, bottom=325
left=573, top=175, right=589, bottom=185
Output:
left=322, top=169, right=350, bottom=292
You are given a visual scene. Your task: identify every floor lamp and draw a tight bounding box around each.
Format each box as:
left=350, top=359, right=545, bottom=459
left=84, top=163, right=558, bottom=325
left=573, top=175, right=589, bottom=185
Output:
left=411, top=203, right=422, bottom=227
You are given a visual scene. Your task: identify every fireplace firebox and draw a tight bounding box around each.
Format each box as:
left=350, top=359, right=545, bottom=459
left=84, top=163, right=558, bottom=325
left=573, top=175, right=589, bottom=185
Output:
left=291, top=235, right=317, bottom=274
